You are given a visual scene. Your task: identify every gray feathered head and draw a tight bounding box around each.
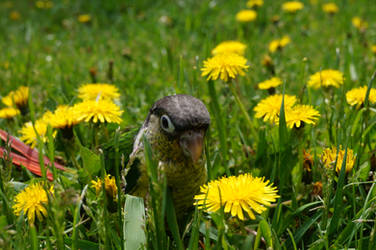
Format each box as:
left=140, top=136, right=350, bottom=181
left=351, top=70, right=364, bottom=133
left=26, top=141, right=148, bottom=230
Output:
left=149, top=94, right=210, bottom=132
left=144, top=94, right=210, bottom=162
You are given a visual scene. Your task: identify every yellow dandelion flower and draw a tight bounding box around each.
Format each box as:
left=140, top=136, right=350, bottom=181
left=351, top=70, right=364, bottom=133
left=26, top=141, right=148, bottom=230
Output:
left=271, top=15, right=280, bottom=24
left=236, top=9, right=257, bottom=22
left=258, top=77, right=282, bottom=90
left=74, top=99, right=123, bottom=124
left=40, top=110, right=55, bottom=123
left=194, top=174, right=279, bottom=220
left=262, top=55, right=273, bottom=67
left=307, top=69, right=344, bottom=89
left=322, top=3, right=339, bottom=14
left=78, top=83, right=120, bottom=101
left=19, top=119, right=56, bottom=148
left=352, top=17, right=361, bottom=27
left=0, top=107, right=20, bottom=119
left=303, top=149, right=314, bottom=172
left=2, top=86, right=29, bottom=109
left=254, top=94, right=297, bottom=123
left=91, top=175, right=118, bottom=200
left=91, top=179, right=102, bottom=193
left=280, top=36, right=291, bottom=45
left=283, top=104, right=320, bottom=128
left=13, top=183, right=54, bottom=224
left=35, top=0, right=53, bottom=9
left=352, top=16, right=368, bottom=31
left=78, top=14, right=91, bottom=23
left=371, top=45, right=376, bottom=54
left=282, top=1, right=304, bottom=13
left=9, top=11, right=21, bottom=21
left=201, top=53, right=249, bottom=82
left=3, top=61, right=10, bottom=69
left=49, top=105, right=82, bottom=129
left=346, top=86, right=376, bottom=107
left=246, top=0, right=264, bottom=8
left=212, top=41, right=247, bottom=56
left=312, top=181, right=322, bottom=196
left=321, top=146, right=356, bottom=173
left=268, top=36, right=291, bottom=53
left=19, top=111, right=56, bottom=147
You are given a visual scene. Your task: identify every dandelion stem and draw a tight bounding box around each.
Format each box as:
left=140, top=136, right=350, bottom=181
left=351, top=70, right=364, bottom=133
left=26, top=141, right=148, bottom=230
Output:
left=229, top=83, right=258, bottom=141
left=207, top=80, right=228, bottom=165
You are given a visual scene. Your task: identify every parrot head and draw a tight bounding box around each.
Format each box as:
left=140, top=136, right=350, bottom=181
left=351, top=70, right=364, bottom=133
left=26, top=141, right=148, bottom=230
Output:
left=140, top=94, right=210, bottom=165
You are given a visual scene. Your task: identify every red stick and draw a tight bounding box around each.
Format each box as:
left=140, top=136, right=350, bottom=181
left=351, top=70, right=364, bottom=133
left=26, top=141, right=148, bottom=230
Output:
left=0, top=129, right=65, bottom=171
left=0, top=147, right=53, bottom=181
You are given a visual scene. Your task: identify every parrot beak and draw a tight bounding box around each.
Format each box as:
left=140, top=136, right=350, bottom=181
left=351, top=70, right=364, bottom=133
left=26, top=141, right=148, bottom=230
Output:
left=179, top=130, right=205, bottom=163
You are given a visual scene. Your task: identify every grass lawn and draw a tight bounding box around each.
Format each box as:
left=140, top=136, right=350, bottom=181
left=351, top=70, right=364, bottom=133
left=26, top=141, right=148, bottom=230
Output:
left=1, top=0, right=376, bottom=249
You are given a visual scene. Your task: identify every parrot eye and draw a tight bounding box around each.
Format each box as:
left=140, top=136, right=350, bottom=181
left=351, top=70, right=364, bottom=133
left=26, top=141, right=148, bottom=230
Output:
left=160, top=115, right=175, bottom=133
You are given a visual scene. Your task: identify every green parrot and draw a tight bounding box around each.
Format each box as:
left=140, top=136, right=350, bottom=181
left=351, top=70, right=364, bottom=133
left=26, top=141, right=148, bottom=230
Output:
left=104, top=94, right=211, bottom=218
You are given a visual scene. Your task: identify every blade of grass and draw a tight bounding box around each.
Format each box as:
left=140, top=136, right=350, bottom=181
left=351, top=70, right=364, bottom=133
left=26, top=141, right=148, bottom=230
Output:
left=72, top=185, right=88, bottom=250
left=253, top=222, right=262, bottom=250
left=344, top=183, right=375, bottom=247
left=28, top=91, right=47, bottom=181
left=166, top=188, right=184, bottom=250
left=46, top=125, right=57, bottom=181
left=187, top=207, right=200, bottom=250
left=293, top=212, right=322, bottom=245
left=327, top=147, right=348, bottom=238
left=363, top=70, right=376, bottom=108
left=0, top=187, right=13, bottom=224
left=287, top=228, right=297, bottom=250
left=278, top=87, right=292, bottom=192
left=143, top=135, right=167, bottom=250
left=113, top=128, right=124, bottom=250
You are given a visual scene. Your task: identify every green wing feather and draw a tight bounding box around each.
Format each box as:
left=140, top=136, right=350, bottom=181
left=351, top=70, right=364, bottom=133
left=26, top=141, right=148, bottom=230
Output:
left=102, top=127, right=139, bottom=174
left=124, top=158, right=142, bottom=194
left=102, top=127, right=144, bottom=194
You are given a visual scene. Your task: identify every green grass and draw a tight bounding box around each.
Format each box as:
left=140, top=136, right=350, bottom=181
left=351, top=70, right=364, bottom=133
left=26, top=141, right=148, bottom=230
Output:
left=1, top=0, right=376, bottom=249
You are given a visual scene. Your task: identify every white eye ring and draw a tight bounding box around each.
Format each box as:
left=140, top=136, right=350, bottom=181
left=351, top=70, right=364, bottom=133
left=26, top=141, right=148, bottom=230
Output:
left=160, top=115, right=175, bottom=133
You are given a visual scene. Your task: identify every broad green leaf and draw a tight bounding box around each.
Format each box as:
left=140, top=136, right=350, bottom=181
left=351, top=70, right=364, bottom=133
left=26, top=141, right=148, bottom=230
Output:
left=241, top=235, right=255, bottom=250
left=123, top=194, right=146, bottom=250
left=354, top=161, right=370, bottom=181
left=199, top=221, right=218, bottom=241
left=259, top=219, right=273, bottom=248
left=80, top=145, right=101, bottom=176
left=29, top=224, right=38, bottom=250
left=0, top=215, right=7, bottom=228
